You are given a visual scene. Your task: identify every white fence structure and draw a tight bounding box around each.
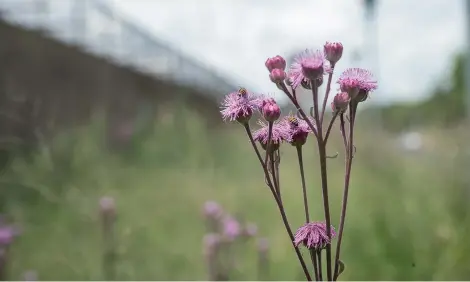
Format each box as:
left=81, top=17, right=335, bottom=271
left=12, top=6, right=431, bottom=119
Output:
left=0, top=0, right=238, bottom=96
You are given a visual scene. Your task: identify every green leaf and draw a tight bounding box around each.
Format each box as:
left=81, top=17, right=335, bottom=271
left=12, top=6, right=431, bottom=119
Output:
left=336, top=260, right=346, bottom=278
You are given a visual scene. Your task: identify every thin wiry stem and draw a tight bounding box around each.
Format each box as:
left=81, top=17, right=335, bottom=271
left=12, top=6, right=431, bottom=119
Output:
left=339, top=114, right=348, bottom=149
left=279, top=83, right=318, bottom=138
left=270, top=152, right=281, bottom=200
left=323, top=111, right=339, bottom=144
left=333, top=103, right=357, bottom=281
left=320, top=66, right=335, bottom=125
left=274, top=150, right=281, bottom=197
left=317, top=250, right=323, bottom=281
left=243, top=124, right=312, bottom=281
left=296, top=146, right=318, bottom=280
left=296, top=146, right=310, bottom=222
left=311, top=80, right=333, bottom=282
left=310, top=251, right=320, bottom=281
left=264, top=122, right=273, bottom=165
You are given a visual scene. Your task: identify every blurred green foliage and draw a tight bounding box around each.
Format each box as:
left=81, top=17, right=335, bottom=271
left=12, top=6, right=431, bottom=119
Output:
left=381, top=53, right=467, bottom=131
left=0, top=105, right=469, bottom=280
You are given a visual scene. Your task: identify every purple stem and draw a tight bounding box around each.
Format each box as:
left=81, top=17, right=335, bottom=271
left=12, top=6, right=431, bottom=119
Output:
left=310, top=251, right=319, bottom=281
left=295, top=146, right=310, bottom=223
left=206, top=245, right=219, bottom=281
left=243, top=124, right=312, bottom=281
left=317, top=250, right=323, bottom=281
left=279, top=84, right=318, bottom=138
left=323, top=111, right=339, bottom=144
left=320, top=65, right=335, bottom=125
left=264, top=122, right=274, bottom=165
left=311, top=81, right=333, bottom=282
left=274, top=150, right=281, bottom=197
left=270, top=152, right=281, bottom=200
left=338, top=114, right=348, bottom=149
left=297, top=146, right=319, bottom=280
left=333, top=104, right=357, bottom=281
left=257, top=245, right=270, bottom=280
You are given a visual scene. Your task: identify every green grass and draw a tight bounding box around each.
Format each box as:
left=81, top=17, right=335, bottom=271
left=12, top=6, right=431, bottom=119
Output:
left=1, top=108, right=470, bottom=280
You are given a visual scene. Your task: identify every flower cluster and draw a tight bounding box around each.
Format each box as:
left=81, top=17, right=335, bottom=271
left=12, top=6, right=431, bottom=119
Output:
left=202, top=201, right=259, bottom=242
left=201, top=201, right=266, bottom=280
left=219, top=41, right=378, bottom=281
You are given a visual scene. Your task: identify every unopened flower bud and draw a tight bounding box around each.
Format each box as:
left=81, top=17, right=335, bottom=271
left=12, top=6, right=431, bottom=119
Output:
left=265, top=55, right=286, bottom=72
left=324, top=42, right=343, bottom=64
left=331, top=92, right=350, bottom=113
left=261, top=98, right=281, bottom=122
left=269, top=69, right=286, bottom=84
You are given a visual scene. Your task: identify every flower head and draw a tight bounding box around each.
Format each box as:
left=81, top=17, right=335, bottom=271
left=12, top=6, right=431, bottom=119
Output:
left=203, top=201, right=223, bottom=219
left=289, top=49, right=328, bottom=89
left=337, top=68, right=377, bottom=100
left=203, top=233, right=221, bottom=256
left=265, top=55, right=286, bottom=72
left=280, top=115, right=315, bottom=147
left=0, top=226, right=14, bottom=246
left=331, top=92, right=351, bottom=113
left=220, top=88, right=260, bottom=124
left=0, top=217, right=20, bottom=247
left=99, top=197, right=116, bottom=216
left=257, top=238, right=269, bottom=253
left=261, top=98, right=281, bottom=122
left=222, top=216, right=241, bottom=241
left=293, top=221, right=336, bottom=250
left=244, top=223, right=258, bottom=237
left=252, top=120, right=289, bottom=151
left=324, top=42, right=343, bottom=64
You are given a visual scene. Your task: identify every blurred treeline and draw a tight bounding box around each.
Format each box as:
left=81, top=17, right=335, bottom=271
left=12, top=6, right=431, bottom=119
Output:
left=380, top=53, right=467, bottom=131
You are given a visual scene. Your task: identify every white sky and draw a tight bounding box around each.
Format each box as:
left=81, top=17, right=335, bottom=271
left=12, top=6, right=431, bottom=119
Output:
left=107, top=0, right=466, bottom=105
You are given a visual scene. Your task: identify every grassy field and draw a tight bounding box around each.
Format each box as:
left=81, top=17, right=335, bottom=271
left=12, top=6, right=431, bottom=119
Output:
left=1, top=108, right=470, bottom=280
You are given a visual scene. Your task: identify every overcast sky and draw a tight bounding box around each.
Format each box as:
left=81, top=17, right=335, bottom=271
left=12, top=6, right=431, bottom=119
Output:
left=106, top=0, right=466, bottom=105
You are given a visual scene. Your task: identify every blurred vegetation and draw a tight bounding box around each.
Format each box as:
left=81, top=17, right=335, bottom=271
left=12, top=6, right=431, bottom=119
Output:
left=0, top=98, right=469, bottom=280
left=380, top=53, right=466, bottom=131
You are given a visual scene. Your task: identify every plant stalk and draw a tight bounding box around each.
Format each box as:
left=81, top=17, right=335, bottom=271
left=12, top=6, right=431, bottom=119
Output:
left=333, top=104, right=357, bottom=280
left=320, top=66, right=335, bottom=125
left=270, top=152, right=281, bottom=199
left=312, top=81, right=333, bottom=282
left=296, top=146, right=310, bottom=223
left=243, top=124, right=312, bottom=281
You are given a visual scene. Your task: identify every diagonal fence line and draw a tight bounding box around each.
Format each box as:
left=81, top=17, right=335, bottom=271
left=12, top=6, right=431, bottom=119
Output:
left=0, top=0, right=239, bottom=97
